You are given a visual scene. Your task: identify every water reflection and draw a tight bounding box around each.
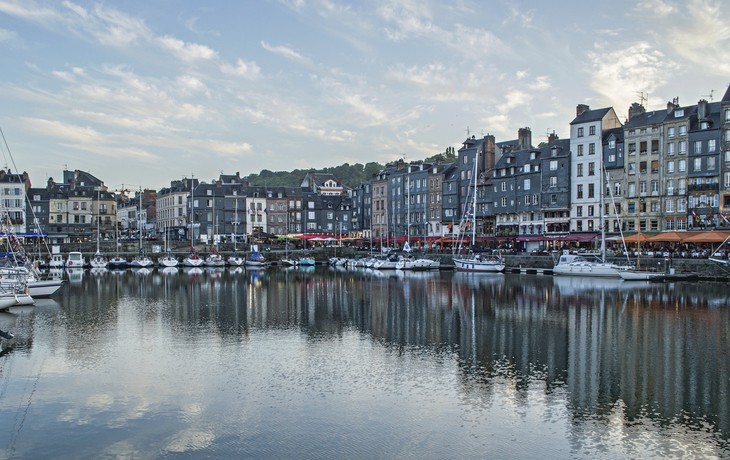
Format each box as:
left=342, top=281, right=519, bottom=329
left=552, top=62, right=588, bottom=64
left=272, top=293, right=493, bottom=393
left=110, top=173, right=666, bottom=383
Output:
left=2, top=267, right=729, bottom=458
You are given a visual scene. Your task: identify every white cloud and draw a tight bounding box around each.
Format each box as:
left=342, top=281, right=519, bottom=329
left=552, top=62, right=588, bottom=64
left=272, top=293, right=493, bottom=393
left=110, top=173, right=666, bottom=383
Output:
left=498, top=90, right=532, bottom=112
left=0, top=28, right=17, bottom=41
left=528, top=76, right=551, bottom=91
left=261, top=41, right=307, bottom=61
left=588, top=42, right=674, bottom=111
left=156, top=35, right=217, bottom=61
left=220, top=59, right=261, bottom=80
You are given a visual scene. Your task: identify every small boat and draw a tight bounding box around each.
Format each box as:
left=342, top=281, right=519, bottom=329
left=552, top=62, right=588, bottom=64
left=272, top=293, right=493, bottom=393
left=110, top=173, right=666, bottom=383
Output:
left=227, top=251, right=244, bottom=266
left=130, top=251, right=154, bottom=268
left=183, top=251, right=205, bottom=267
left=89, top=251, right=108, bottom=269
left=205, top=249, right=225, bottom=267
left=552, top=253, right=620, bottom=278
left=108, top=257, right=128, bottom=269
left=159, top=253, right=179, bottom=267
left=618, top=266, right=663, bottom=281
left=454, top=254, right=505, bottom=273
left=65, top=251, right=85, bottom=268
left=48, top=253, right=65, bottom=269
left=281, top=258, right=297, bottom=266
left=298, top=256, right=315, bottom=266
left=246, top=251, right=267, bottom=267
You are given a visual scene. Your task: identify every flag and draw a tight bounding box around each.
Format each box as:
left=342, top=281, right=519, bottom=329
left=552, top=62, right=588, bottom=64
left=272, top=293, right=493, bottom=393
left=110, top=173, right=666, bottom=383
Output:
left=403, top=242, right=411, bottom=253
left=722, top=213, right=730, bottom=225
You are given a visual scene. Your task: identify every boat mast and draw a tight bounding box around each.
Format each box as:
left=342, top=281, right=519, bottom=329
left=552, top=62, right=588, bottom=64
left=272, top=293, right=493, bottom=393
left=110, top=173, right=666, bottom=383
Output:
left=96, top=189, right=100, bottom=254
left=472, top=153, right=478, bottom=248
left=600, top=162, right=605, bottom=263
left=407, top=167, right=410, bottom=247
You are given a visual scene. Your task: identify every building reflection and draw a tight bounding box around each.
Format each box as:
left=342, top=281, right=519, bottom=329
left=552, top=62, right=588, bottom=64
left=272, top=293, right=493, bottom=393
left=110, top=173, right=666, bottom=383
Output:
left=49, top=267, right=730, bottom=442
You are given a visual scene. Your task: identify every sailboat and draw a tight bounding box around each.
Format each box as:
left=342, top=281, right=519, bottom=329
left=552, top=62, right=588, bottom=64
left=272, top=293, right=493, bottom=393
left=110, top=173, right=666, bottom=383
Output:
left=90, top=190, right=108, bottom=268
left=205, top=247, right=225, bottom=267
left=228, top=199, right=244, bottom=266
left=183, top=180, right=204, bottom=267
left=453, top=156, right=505, bottom=273
left=554, top=164, right=620, bottom=278
left=158, top=223, right=179, bottom=267
left=130, top=189, right=153, bottom=268
left=108, top=220, right=128, bottom=269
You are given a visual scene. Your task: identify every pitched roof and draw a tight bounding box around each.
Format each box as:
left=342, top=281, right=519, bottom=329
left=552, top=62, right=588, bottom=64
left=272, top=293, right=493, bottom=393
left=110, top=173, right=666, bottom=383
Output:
left=570, top=107, right=612, bottom=125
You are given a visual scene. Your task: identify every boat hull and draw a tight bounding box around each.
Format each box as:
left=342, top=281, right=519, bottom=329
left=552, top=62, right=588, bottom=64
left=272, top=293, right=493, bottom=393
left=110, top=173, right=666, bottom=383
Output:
left=454, top=258, right=505, bottom=273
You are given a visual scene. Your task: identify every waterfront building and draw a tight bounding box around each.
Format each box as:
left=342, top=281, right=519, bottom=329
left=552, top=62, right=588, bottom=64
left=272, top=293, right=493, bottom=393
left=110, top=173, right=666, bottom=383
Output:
left=602, top=127, right=625, bottom=233
left=569, top=105, right=622, bottom=233
left=541, top=138, right=572, bottom=236
left=622, top=103, right=667, bottom=233
left=722, top=87, right=730, bottom=221
left=442, top=167, right=459, bottom=235
left=688, top=99, right=723, bottom=229
left=266, top=188, right=288, bottom=236
left=285, top=187, right=304, bottom=234
left=428, top=161, right=455, bottom=237
left=246, top=186, right=268, bottom=237
left=660, top=100, right=692, bottom=231
left=0, top=169, right=30, bottom=235
left=371, top=169, right=392, bottom=239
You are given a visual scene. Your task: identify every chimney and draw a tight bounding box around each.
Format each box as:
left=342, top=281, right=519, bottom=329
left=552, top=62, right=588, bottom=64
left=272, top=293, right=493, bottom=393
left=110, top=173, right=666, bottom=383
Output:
left=627, top=102, right=646, bottom=121
left=698, top=99, right=708, bottom=119
left=396, top=159, right=407, bottom=170
left=47, top=177, right=55, bottom=190
left=548, top=131, right=559, bottom=145
left=666, top=97, right=679, bottom=114
left=483, top=134, right=496, bottom=170
left=518, top=127, right=532, bottom=150
left=576, top=104, right=590, bottom=116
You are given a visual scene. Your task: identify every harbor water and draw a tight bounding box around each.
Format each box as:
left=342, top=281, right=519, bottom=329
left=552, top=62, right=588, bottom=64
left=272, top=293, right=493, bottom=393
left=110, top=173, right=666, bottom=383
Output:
left=0, top=266, right=729, bottom=459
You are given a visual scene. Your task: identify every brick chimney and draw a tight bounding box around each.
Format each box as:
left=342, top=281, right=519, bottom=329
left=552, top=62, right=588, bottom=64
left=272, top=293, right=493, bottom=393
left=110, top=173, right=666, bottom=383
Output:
left=698, top=99, right=708, bottom=119
left=666, top=97, right=679, bottom=114
left=548, top=131, right=559, bottom=145
left=627, top=102, right=646, bottom=121
left=518, top=127, right=532, bottom=150
left=483, top=134, right=496, bottom=170
left=576, top=104, right=590, bottom=116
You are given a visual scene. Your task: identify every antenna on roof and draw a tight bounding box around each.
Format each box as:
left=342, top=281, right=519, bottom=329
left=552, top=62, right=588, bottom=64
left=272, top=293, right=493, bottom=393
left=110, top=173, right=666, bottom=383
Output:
left=637, top=91, right=648, bottom=107
left=701, top=90, right=714, bottom=102
left=465, top=126, right=470, bottom=138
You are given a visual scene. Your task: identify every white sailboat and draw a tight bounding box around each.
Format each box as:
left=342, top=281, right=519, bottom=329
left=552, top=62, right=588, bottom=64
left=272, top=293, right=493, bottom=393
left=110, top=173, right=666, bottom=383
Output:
left=453, top=154, right=505, bottom=273
left=90, top=190, right=108, bottom=268
left=158, top=223, right=179, bottom=268
left=228, top=199, right=244, bottom=266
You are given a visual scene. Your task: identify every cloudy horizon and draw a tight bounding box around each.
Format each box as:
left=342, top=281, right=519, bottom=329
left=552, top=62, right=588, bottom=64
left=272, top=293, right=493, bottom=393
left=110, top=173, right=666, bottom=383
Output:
left=1, top=0, right=728, bottom=191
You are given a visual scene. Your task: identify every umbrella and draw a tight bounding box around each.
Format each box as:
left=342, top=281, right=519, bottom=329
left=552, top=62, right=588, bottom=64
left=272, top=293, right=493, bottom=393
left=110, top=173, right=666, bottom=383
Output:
left=682, top=231, right=730, bottom=243
left=646, top=231, right=687, bottom=242
left=621, top=233, right=652, bottom=243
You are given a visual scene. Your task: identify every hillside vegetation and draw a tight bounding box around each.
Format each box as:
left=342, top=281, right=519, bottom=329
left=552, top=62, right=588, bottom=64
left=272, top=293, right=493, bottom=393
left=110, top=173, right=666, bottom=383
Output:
left=245, top=148, right=457, bottom=189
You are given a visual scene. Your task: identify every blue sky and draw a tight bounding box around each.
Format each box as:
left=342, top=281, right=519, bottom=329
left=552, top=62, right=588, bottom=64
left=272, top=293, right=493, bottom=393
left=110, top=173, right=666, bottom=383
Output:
left=1, top=0, right=728, bottom=191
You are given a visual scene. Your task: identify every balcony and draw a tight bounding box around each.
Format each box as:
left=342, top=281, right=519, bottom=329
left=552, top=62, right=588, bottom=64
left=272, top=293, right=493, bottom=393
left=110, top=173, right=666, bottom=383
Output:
left=688, top=183, right=719, bottom=192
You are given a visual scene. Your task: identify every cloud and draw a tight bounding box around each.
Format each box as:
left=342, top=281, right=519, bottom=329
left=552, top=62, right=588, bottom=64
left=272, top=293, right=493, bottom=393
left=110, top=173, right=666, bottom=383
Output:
left=0, top=28, right=18, bottom=41
left=220, top=59, right=261, bottom=80
left=0, top=0, right=62, bottom=23
left=528, top=76, right=551, bottom=91
left=498, top=90, right=532, bottom=112
left=588, top=42, right=674, bottom=111
left=156, top=35, right=217, bottom=61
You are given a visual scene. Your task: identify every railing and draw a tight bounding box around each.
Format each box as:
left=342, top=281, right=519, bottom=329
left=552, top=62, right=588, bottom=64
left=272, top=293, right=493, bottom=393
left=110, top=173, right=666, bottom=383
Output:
left=688, top=183, right=719, bottom=192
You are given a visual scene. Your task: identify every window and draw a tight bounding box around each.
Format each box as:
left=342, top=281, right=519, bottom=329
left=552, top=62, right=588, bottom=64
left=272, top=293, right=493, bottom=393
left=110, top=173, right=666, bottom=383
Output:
left=577, top=145, right=584, bottom=156
left=549, top=176, right=557, bottom=187
left=640, top=161, right=647, bottom=174
left=701, top=122, right=709, bottom=130
left=679, top=141, right=687, bottom=154
left=652, top=140, right=659, bottom=153
left=577, top=164, right=583, bottom=177
left=524, top=179, right=530, bottom=190
left=629, top=143, right=636, bottom=154
left=694, top=141, right=702, bottom=153
left=640, top=181, right=647, bottom=194
left=666, top=200, right=674, bottom=212
left=589, top=125, right=596, bottom=136
left=614, top=182, right=621, bottom=196
left=589, top=143, right=595, bottom=155
left=629, top=163, right=636, bottom=174
left=501, top=197, right=507, bottom=207
left=588, top=206, right=595, bottom=217
left=675, top=109, right=684, bottom=117
left=668, top=127, right=675, bottom=138
left=651, top=160, right=659, bottom=173
left=679, top=125, right=687, bottom=136
left=308, top=211, right=315, bottom=220
left=651, top=181, right=659, bottom=193
left=651, top=201, right=659, bottom=212
left=628, top=183, right=636, bottom=196
left=609, top=139, right=615, bottom=149
left=588, top=183, right=594, bottom=198
left=501, top=182, right=506, bottom=191
left=640, top=141, right=647, bottom=154
left=694, top=157, right=702, bottom=171
left=577, top=127, right=584, bottom=137
left=577, top=206, right=583, bottom=217
left=609, top=154, right=616, bottom=162
left=708, top=139, right=717, bottom=152
left=708, top=156, right=716, bottom=170
left=588, top=162, right=595, bottom=176
left=667, top=161, right=675, bottom=174
left=551, top=194, right=557, bottom=204
left=577, top=184, right=583, bottom=198
left=667, top=142, right=675, bottom=155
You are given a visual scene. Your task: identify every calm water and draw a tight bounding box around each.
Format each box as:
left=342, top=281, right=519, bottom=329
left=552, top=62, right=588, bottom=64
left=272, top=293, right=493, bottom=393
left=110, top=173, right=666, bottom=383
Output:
left=0, top=266, right=728, bottom=459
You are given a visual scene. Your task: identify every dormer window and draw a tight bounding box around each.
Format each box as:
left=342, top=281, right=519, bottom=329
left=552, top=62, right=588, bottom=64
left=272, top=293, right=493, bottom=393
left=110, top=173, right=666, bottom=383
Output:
left=530, top=152, right=536, bottom=160
left=207, top=190, right=212, bottom=195
left=675, top=109, right=684, bottom=117
left=701, top=122, right=709, bottom=130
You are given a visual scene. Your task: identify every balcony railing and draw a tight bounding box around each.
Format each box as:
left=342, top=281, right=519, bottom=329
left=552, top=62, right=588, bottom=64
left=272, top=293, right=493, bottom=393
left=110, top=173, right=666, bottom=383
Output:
left=688, top=183, right=719, bottom=192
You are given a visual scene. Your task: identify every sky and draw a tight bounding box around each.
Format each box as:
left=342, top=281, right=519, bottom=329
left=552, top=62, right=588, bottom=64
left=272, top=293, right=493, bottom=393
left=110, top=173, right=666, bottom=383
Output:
left=0, top=0, right=729, bottom=192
